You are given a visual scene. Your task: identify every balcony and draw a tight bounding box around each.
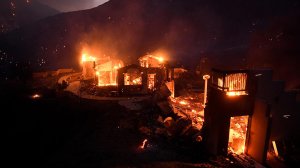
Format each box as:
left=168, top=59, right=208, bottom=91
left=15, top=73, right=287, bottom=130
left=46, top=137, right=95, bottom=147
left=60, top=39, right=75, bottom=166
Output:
left=211, top=69, right=249, bottom=96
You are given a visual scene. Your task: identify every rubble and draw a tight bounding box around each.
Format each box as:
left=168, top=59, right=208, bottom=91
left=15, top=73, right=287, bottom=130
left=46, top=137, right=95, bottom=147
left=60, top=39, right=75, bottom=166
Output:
left=169, top=93, right=205, bottom=131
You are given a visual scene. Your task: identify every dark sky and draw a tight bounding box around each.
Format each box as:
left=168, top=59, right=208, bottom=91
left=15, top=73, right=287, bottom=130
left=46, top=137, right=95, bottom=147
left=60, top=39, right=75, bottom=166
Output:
left=37, top=0, right=109, bottom=12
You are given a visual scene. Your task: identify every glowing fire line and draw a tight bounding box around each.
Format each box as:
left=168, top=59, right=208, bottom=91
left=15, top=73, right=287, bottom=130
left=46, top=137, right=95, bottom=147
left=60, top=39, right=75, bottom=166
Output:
left=139, top=139, right=148, bottom=149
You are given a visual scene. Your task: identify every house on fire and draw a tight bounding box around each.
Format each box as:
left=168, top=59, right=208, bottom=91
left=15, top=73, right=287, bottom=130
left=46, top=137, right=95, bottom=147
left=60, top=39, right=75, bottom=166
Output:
left=81, top=54, right=176, bottom=95
left=117, top=54, right=174, bottom=95
left=203, top=68, right=300, bottom=165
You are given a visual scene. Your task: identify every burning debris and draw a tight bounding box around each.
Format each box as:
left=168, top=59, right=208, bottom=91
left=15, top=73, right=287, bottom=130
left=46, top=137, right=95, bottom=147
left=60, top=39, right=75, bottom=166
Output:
left=139, top=139, right=148, bottom=149
left=169, top=93, right=204, bottom=130
left=228, top=116, right=249, bottom=154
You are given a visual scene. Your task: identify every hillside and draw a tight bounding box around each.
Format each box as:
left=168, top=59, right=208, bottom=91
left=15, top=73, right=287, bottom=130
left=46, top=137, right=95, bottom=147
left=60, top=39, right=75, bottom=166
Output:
left=0, top=0, right=59, bottom=34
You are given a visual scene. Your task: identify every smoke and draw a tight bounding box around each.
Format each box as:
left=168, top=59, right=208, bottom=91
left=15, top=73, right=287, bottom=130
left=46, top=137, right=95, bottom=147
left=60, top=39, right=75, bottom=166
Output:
left=75, top=0, right=222, bottom=67
left=247, top=10, right=300, bottom=89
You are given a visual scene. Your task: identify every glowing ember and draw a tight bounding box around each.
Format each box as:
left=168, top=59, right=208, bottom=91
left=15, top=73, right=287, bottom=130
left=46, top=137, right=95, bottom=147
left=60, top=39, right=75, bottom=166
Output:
left=272, top=141, right=279, bottom=157
left=227, top=91, right=248, bottom=97
left=148, top=74, right=156, bottom=90
left=179, top=100, right=188, bottom=105
left=132, top=78, right=142, bottom=84
left=31, top=94, right=41, bottom=99
left=169, top=93, right=204, bottom=130
left=139, top=139, right=148, bottom=149
left=228, top=116, right=249, bottom=154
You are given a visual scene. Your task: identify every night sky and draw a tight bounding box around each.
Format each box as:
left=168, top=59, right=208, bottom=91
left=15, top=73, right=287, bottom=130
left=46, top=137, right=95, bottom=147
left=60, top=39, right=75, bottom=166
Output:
left=37, top=0, right=109, bottom=12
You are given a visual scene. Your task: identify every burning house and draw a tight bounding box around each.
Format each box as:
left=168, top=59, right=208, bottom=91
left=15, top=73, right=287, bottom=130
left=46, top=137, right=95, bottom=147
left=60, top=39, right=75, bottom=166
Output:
left=80, top=53, right=172, bottom=96
left=203, top=68, right=300, bottom=166
left=117, top=55, right=169, bottom=95
left=203, top=69, right=275, bottom=164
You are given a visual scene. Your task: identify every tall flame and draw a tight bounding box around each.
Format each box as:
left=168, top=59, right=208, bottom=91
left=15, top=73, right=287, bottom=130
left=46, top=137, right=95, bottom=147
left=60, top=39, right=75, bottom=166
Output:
left=81, top=53, right=96, bottom=63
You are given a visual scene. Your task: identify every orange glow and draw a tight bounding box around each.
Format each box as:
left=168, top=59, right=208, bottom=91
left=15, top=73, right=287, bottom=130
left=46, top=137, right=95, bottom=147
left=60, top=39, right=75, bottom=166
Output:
left=272, top=141, right=279, bottom=157
left=148, top=74, right=156, bottom=90
left=139, top=54, right=165, bottom=68
left=225, top=73, right=247, bottom=91
left=215, top=73, right=248, bottom=96
left=154, top=56, right=164, bottom=63
left=179, top=100, right=188, bottom=105
left=169, top=94, right=204, bottom=130
left=228, top=116, right=249, bottom=154
left=124, top=69, right=142, bottom=86
left=227, top=91, right=248, bottom=97
left=96, top=70, right=118, bottom=87
left=94, top=58, right=124, bottom=86
left=32, top=94, right=41, bottom=99
left=139, top=139, right=148, bottom=149
left=132, top=78, right=141, bottom=84
left=81, top=53, right=96, bottom=63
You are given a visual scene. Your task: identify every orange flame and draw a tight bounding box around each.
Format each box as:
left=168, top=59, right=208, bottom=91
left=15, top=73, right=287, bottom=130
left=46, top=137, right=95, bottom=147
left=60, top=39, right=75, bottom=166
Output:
left=226, top=91, right=248, bottom=97
left=228, top=116, right=249, bottom=154
left=81, top=53, right=96, bottom=63
left=179, top=100, right=188, bottom=105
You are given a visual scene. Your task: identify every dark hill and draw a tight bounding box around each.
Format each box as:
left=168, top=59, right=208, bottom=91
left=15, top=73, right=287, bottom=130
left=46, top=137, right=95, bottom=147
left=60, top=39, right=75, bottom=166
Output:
left=0, top=0, right=59, bottom=34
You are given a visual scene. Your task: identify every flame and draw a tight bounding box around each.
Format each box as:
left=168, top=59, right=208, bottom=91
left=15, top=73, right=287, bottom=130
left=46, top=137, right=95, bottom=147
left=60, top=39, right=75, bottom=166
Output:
left=169, top=94, right=204, bottom=130
left=81, top=53, right=96, bottom=63
left=139, top=139, right=148, bottom=149
left=96, top=70, right=118, bottom=86
left=226, top=91, right=248, bottom=97
left=155, top=56, right=164, bottom=63
left=228, top=116, right=249, bottom=154
left=132, top=78, right=141, bottom=84
left=272, top=141, right=279, bottom=157
left=95, top=60, right=123, bottom=86
left=179, top=100, right=188, bottom=105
